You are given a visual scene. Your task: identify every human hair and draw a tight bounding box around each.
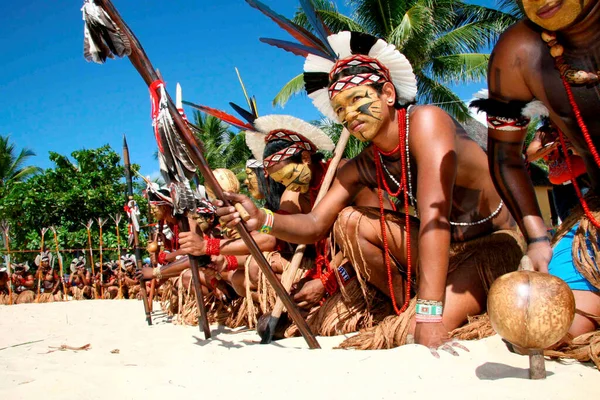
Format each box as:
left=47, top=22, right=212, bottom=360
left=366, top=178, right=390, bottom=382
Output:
left=253, top=166, right=285, bottom=211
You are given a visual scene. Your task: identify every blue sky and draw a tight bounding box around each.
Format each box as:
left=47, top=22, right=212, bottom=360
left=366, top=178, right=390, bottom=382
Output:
left=1, top=0, right=498, bottom=178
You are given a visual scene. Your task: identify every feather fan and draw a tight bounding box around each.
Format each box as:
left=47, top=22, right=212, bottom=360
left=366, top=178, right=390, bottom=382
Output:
left=81, top=0, right=131, bottom=64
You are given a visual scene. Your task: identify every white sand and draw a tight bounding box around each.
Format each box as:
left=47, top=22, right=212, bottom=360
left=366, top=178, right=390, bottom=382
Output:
left=0, top=300, right=597, bottom=400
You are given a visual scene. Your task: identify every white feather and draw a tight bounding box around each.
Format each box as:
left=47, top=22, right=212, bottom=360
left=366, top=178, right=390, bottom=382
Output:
left=309, top=89, right=338, bottom=121
left=522, top=100, right=550, bottom=119
left=327, top=31, right=352, bottom=59
left=245, top=130, right=267, bottom=161
left=254, top=115, right=335, bottom=152
left=304, top=54, right=335, bottom=73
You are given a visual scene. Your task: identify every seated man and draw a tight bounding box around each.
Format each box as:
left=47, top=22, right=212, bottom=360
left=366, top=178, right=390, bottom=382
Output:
left=478, top=0, right=600, bottom=338
left=12, top=262, right=35, bottom=304
left=35, top=251, right=62, bottom=302
left=69, top=256, right=93, bottom=299
left=218, top=30, right=523, bottom=350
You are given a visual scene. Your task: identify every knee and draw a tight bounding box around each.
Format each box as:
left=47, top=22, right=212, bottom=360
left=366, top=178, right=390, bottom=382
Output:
left=334, top=207, right=362, bottom=243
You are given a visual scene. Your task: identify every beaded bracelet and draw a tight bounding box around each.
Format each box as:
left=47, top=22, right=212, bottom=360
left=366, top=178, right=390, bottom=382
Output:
left=225, top=255, right=239, bottom=271
left=152, top=267, right=163, bottom=280
left=320, top=270, right=339, bottom=297
left=415, top=298, right=443, bottom=323
left=260, top=208, right=274, bottom=234
left=205, top=238, right=221, bottom=256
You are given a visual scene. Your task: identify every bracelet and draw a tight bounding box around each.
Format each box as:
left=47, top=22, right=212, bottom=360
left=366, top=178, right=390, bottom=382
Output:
left=152, top=267, right=163, bottom=279
left=415, top=315, right=443, bottom=323
left=527, top=236, right=550, bottom=245
left=205, top=238, right=221, bottom=256
left=225, top=255, right=239, bottom=271
left=416, top=299, right=443, bottom=317
left=157, top=252, right=167, bottom=265
left=259, top=208, right=274, bottom=234
left=320, top=270, right=339, bottom=297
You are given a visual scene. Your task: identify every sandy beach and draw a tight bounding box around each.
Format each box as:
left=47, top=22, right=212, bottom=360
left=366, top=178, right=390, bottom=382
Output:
left=0, top=300, right=597, bottom=400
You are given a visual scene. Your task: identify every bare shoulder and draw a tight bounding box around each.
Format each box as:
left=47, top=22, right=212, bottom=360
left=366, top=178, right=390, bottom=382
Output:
left=409, top=105, right=455, bottom=141
left=493, top=20, right=542, bottom=59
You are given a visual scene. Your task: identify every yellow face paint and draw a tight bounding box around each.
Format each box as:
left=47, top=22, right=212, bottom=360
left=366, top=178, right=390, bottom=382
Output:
left=244, top=167, right=264, bottom=200
left=521, top=0, right=592, bottom=31
left=269, top=162, right=312, bottom=193
left=331, top=85, right=385, bottom=142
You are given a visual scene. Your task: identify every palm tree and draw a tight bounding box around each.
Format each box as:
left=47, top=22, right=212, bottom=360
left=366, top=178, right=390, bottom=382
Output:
left=0, top=135, right=42, bottom=188
left=191, top=111, right=253, bottom=179
left=270, top=0, right=517, bottom=121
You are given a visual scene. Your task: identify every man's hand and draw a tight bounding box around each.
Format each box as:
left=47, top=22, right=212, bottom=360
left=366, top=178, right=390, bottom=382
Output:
left=523, top=243, right=552, bottom=274
left=414, top=321, right=468, bottom=358
left=291, top=277, right=326, bottom=310
left=179, top=231, right=206, bottom=256
left=215, top=192, right=263, bottom=230
left=134, top=267, right=153, bottom=282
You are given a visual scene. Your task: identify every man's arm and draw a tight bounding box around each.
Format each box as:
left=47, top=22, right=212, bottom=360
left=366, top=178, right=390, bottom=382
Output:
left=219, top=163, right=362, bottom=244
left=487, top=29, right=552, bottom=272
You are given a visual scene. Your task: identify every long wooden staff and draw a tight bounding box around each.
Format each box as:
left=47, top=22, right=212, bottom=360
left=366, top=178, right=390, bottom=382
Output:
left=1, top=222, right=13, bottom=305
left=98, top=217, right=107, bottom=298
left=111, top=214, right=124, bottom=299
left=91, top=0, right=318, bottom=348
left=260, top=129, right=351, bottom=343
left=35, top=228, right=48, bottom=303
left=82, top=219, right=97, bottom=299
left=50, top=226, right=68, bottom=301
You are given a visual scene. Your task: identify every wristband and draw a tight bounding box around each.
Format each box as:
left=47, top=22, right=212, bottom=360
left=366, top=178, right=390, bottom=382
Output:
left=527, top=236, right=550, bottom=245
left=152, top=267, right=163, bottom=279
left=320, top=270, right=339, bottom=297
left=225, top=255, right=239, bottom=271
left=205, top=238, right=221, bottom=256
left=157, top=252, right=168, bottom=265
left=259, top=208, right=274, bottom=234
left=415, top=299, right=443, bottom=323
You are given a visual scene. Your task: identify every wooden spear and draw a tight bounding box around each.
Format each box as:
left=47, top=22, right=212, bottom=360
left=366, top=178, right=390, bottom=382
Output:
left=90, top=0, right=318, bottom=348
left=111, top=213, right=124, bottom=299
left=82, top=219, right=97, bottom=299
left=260, top=129, right=351, bottom=343
left=49, top=226, right=68, bottom=301
left=35, top=227, right=49, bottom=303
left=98, top=217, right=108, bottom=298
left=1, top=221, right=13, bottom=305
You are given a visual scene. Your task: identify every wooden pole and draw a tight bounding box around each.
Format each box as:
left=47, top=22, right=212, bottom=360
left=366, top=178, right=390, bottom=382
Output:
left=83, top=220, right=97, bottom=299
left=260, top=129, right=351, bottom=343
left=1, top=222, right=13, bottom=305
left=98, top=217, right=107, bottom=298
left=50, top=226, right=68, bottom=301
left=35, top=228, right=48, bottom=303
left=112, top=214, right=124, bottom=299
left=95, top=0, right=318, bottom=348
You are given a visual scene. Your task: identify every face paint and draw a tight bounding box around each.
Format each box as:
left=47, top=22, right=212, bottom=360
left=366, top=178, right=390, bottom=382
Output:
left=332, top=86, right=385, bottom=142
left=150, top=204, right=169, bottom=221
left=244, top=167, right=264, bottom=200
left=268, top=162, right=312, bottom=193
left=521, top=0, right=593, bottom=31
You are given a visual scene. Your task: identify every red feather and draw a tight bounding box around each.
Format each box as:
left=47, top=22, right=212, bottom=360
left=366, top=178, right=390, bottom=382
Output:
left=183, top=101, right=254, bottom=130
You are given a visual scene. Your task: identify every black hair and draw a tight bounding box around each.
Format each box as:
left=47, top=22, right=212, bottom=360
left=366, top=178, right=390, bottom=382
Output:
left=253, top=166, right=285, bottom=211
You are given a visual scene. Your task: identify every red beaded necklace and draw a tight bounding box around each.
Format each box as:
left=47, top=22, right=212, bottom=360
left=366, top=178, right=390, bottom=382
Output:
left=373, top=108, right=412, bottom=315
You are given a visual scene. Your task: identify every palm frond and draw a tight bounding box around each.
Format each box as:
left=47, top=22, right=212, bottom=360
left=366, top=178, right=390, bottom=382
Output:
left=272, top=73, right=305, bottom=108
left=429, top=53, right=489, bottom=85
left=417, top=74, right=471, bottom=122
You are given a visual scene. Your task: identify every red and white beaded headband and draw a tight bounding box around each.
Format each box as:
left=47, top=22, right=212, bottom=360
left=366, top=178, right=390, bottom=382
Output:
left=262, top=130, right=317, bottom=168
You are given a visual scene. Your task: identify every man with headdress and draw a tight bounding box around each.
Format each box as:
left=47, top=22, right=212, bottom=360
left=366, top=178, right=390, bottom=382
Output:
left=245, top=159, right=284, bottom=211
left=12, top=262, right=35, bottom=304
left=475, top=0, right=600, bottom=337
left=95, top=261, right=119, bottom=299
left=0, top=265, right=9, bottom=304
left=35, top=251, right=62, bottom=302
left=69, top=256, right=93, bottom=299
left=218, top=20, right=524, bottom=350
left=119, top=253, right=142, bottom=299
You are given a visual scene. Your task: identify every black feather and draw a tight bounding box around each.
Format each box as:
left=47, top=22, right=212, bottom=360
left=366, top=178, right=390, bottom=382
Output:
left=469, top=99, right=529, bottom=119
left=229, top=102, right=257, bottom=125
left=304, top=72, right=329, bottom=95
left=349, top=32, right=379, bottom=56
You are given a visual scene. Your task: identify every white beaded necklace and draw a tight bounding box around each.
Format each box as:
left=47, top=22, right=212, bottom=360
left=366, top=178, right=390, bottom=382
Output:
left=378, top=105, right=504, bottom=227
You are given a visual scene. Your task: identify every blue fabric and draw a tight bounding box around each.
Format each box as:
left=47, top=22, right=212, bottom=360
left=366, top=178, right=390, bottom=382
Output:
left=548, top=223, right=600, bottom=292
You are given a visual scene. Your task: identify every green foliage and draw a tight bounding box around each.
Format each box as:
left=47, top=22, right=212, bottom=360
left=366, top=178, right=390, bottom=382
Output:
left=316, top=118, right=368, bottom=159
left=273, top=0, right=517, bottom=121
left=0, top=145, right=147, bottom=261
left=0, top=134, right=42, bottom=189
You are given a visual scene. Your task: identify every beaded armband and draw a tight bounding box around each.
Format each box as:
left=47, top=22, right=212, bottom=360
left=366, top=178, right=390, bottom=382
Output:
left=205, top=238, right=221, bottom=256
left=415, top=299, right=443, bottom=323
left=225, top=255, right=239, bottom=271
left=260, top=208, right=274, bottom=234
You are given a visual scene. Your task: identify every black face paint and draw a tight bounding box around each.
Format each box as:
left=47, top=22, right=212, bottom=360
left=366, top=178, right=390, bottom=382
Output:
left=357, top=101, right=382, bottom=120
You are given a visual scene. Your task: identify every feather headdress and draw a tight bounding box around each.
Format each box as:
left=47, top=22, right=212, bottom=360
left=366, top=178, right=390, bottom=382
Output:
left=246, top=0, right=417, bottom=121
left=35, top=251, right=54, bottom=268
left=81, top=0, right=131, bottom=64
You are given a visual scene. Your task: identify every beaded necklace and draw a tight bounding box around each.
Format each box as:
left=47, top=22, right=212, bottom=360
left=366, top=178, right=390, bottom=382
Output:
left=377, top=106, right=504, bottom=226
left=543, top=31, right=600, bottom=228
left=373, top=107, right=412, bottom=315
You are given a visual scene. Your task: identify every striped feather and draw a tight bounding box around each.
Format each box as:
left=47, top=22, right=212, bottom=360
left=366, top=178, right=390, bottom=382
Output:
left=183, top=101, right=254, bottom=130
